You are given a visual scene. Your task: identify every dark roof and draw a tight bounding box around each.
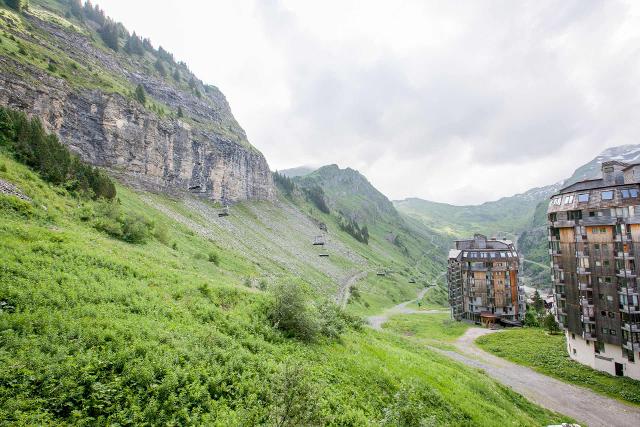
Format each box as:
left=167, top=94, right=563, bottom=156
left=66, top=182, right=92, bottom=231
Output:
left=623, top=162, right=640, bottom=171
left=557, top=178, right=604, bottom=194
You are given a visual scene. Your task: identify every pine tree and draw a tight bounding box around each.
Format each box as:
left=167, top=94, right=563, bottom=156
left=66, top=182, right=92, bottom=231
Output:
left=135, top=84, right=146, bottom=105
left=124, top=32, right=144, bottom=55
left=543, top=312, right=560, bottom=334
left=177, top=107, right=184, bottom=118
left=154, top=59, right=167, bottom=77
left=6, top=0, right=25, bottom=12
left=99, top=21, right=119, bottom=51
left=172, top=68, right=180, bottom=82
left=532, top=290, right=544, bottom=313
left=69, top=0, right=83, bottom=18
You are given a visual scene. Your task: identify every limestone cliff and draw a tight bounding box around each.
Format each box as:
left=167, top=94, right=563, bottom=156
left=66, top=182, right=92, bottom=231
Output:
left=0, top=5, right=274, bottom=203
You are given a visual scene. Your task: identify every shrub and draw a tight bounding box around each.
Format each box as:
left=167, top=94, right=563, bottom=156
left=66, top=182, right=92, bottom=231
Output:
left=208, top=251, right=219, bottom=265
left=543, top=312, right=560, bottom=334
left=0, top=163, right=6, bottom=172
left=524, top=309, right=540, bottom=327
left=381, top=380, right=469, bottom=426
left=153, top=222, right=170, bottom=244
left=0, top=195, right=34, bottom=218
left=267, top=282, right=319, bottom=342
left=267, top=362, right=324, bottom=426
left=135, top=84, right=146, bottom=105
left=122, top=214, right=154, bottom=243
left=171, top=241, right=178, bottom=250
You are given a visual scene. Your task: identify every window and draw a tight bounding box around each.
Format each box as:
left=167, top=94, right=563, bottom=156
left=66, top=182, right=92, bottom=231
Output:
left=610, top=329, right=617, bottom=336
left=571, top=333, right=575, bottom=340
left=589, top=211, right=596, bottom=217
left=568, top=210, right=582, bottom=220
left=602, top=190, right=614, bottom=200
left=549, top=213, right=557, bottom=222
left=563, top=195, right=574, bottom=204
left=621, top=189, right=639, bottom=199
left=578, top=193, right=590, bottom=203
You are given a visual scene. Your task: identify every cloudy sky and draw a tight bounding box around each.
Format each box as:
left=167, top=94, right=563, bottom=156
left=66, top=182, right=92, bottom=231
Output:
left=95, top=0, right=640, bottom=205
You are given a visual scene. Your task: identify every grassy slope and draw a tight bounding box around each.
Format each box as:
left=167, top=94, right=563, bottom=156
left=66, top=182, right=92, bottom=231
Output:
left=0, top=152, right=573, bottom=425
left=476, top=328, right=640, bottom=406
left=383, top=313, right=470, bottom=350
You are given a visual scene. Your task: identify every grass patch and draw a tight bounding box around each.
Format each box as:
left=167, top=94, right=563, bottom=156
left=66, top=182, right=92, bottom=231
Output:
left=383, top=313, right=469, bottom=347
left=476, top=328, right=640, bottom=406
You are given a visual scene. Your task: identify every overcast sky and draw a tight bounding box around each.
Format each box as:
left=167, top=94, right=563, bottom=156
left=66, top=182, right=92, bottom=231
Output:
left=95, top=0, right=640, bottom=205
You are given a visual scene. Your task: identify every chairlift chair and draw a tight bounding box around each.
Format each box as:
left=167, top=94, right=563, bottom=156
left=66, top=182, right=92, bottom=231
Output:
left=218, top=206, right=229, bottom=217
left=312, top=235, right=325, bottom=246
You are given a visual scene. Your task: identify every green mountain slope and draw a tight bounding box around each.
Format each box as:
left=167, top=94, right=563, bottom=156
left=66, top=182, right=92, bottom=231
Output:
left=0, top=150, right=569, bottom=425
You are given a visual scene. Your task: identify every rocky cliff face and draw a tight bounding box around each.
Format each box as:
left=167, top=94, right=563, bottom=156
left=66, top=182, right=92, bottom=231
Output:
left=0, top=9, right=274, bottom=203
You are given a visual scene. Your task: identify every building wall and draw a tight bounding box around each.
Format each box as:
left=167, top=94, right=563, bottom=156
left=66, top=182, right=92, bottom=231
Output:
left=566, top=331, right=640, bottom=380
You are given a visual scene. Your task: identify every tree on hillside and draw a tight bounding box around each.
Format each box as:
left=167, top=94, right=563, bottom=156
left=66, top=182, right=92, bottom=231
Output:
left=124, top=31, right=144, bottom=55
left=69, top=0, right=83, bottom=18
left=6, top=0, right=27, bottom=12
left=532, top=290, right=544, bottom=313
left=172, top=68, right=181, bottom=82
left=154, top=59, right=167, bottom=77
left=543, top=312, right=560, bottom=334
left=99, top=21, right=119, bottom=51
left=524, top=309, right=539, bottom=327
left=177, top=106, right=184, bottom=118
left=134, top=84, right=146, bottom=105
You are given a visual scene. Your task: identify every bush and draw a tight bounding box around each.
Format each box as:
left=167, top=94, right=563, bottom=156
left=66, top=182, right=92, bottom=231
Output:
left=153, top=222, right=170, bottom=244
left=267, top=282, right=319, bottom=342
left=524, top=309, right=540, bottom=327
left=122, top=214, right=153, bottom=244
left=267, top=362, right=324, bottom=426
left=543, top=312, right=560, bottom=334
left=381, top=380, right=469, bottom=426
left=93, top=201, right=153, bottom=244
left=0, top=195, right=34, bottom=218
left=208, top=251, right=219, bottom=265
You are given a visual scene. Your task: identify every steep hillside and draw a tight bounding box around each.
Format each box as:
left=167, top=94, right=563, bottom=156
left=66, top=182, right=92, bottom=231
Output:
left=0, top=0, right=273, bottom=202
left=0, top=139, right=569, bottom=424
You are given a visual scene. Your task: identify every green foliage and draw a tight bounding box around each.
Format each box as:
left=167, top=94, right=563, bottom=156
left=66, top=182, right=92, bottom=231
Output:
left=153, top=222, right=170, bottom=244
left=5, top=0, right=26, bottom=13
left=524, top=309, right=540, bottom=327
left=0, top=194, right=34, bottom=218
left=543, top=312, right=560, bottom=334
left=268, top=362, right=324, bottom=426
left=177, top=106, right=183, bottom=118
left=0, top=107, right=115, bottom=199
left=303, top=184, right=329, bottom=213
left=338, top=214, right=369, bottom=244
left=124, top=31, right=144, bottom=55
left=154, top=58, right=167, bottom=77
left=172, top=68, right=180, bottom=82
left=208, top=251, right=220, bottom=265
left=93, top=200, right=154, bottom=244
left=477, top=328, right=640, bottom=405
left=532, top=290, right=544, bottom=313
left=267, top=281, right=319, bottom=342
left=273, top=171, right=295, bottom=197
left=99, top=21, right=119, bottom=51
left=381, top=380, right=470, bottom=426
left=134, top=84, right=146, bottom=105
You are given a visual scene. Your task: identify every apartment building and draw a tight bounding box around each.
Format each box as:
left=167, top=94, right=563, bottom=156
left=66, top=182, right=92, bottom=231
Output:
left=548, top=160, right=640, bottom=380
left=448, top=234, right=525, bottom=324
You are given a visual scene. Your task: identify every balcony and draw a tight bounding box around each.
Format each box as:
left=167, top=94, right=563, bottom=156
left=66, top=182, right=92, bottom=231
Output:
left=582, top=216, right=618, bottom=226
left=581, top=316, right=596, bottom=324
left=615, top=234, right=632, bottom=243
left=575, top=251, right=590, bottom=258
left=617, top=269, right=637, bottom=278
left=578, top=283, right=592, bottom=291
left=622, top=322, right=640, bottom=333
left=618, top=287, right=639, bottom=296
left=615, top=251, right=634, bottom=259
left=577, top=267, right=591, bottom=275
left=623, top=341, right=639, bottom=351
left=553, top=219, right=576, bottom=228
left=620, top=303, right=640, bottom=313
left=583, top=331, right=597, bottom=340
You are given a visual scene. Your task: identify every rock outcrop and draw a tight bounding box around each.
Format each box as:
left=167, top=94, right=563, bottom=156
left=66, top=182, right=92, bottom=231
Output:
left=0, top=11, right=274, bottom=203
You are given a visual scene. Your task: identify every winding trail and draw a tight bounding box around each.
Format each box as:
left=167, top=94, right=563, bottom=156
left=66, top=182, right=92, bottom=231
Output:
left=336, top=270, right=369, bottom=308
left=367, top=285, right=447, bottom=330
left=430, top=328, right=640, bottom=427
left=368, top=287, right=640, bottom=426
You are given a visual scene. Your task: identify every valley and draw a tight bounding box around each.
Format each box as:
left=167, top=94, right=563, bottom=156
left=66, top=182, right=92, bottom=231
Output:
left=2, top=1, right=640, bottom=425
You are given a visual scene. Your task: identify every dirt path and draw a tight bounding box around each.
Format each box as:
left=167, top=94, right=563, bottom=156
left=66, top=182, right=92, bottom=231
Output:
left=336, top=270, right=369, bottom=308
left=431, top=328, right=640, bottom=427
left=522, top=257, right=550, bottom=270
left=367, top=286, right=447, bottom=330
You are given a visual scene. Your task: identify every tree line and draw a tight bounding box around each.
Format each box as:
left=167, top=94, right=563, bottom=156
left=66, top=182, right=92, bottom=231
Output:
left=0, top=106, right=116, bottom=200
